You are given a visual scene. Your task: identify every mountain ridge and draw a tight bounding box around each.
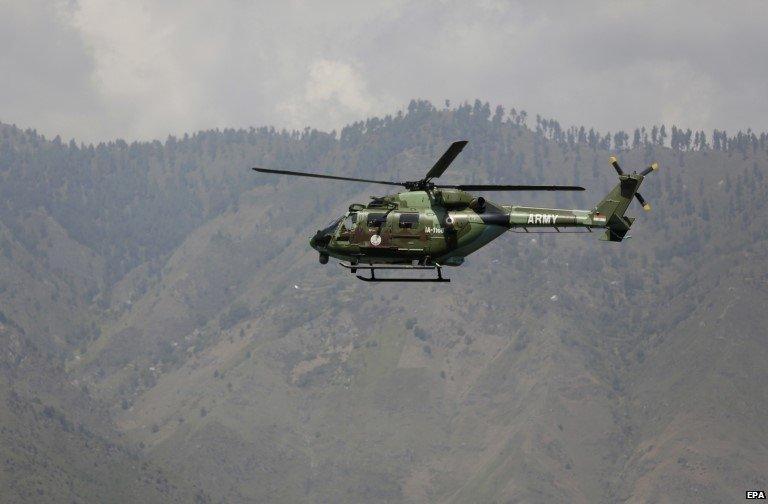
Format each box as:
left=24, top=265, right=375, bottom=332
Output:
left=1, top=101, right=766, bottom=502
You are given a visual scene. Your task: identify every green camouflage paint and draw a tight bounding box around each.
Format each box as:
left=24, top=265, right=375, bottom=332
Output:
left=311, top=171, right=650, bottom=266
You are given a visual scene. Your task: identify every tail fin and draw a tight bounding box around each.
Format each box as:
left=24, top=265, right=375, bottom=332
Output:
left=593, top=157, right=658, bottom=242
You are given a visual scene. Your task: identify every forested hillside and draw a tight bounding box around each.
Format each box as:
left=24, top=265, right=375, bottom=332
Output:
left=1, top=100, right=766, bottom=503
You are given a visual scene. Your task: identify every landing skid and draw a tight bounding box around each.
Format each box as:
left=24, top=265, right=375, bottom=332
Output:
left=339, top=263, right=450, bottom=283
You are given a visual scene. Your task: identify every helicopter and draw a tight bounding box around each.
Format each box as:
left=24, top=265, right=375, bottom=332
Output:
left=253, top=140, right=657, bottom=282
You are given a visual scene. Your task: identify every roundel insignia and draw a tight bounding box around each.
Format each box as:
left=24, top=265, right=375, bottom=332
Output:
left=370, top=234, right=382, bottom=246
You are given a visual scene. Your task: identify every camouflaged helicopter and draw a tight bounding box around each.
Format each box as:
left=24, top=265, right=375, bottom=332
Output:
left=253, top=141, right=657, bottom=282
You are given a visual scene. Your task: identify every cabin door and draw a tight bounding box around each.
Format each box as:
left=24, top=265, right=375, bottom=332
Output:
left=390, top=212, right=425, bottom=255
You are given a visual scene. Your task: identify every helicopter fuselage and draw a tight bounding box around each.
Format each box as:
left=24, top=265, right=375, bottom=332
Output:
left=309, top=188, right=604, bottom=267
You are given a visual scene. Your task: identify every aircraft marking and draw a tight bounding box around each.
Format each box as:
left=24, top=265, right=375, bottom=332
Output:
left=526, top=213, right=559, bottom=225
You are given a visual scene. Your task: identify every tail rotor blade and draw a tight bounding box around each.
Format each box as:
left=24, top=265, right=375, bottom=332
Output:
left=609, top=156, right=624, bottom=175
left=640, top=162, right=659, bottom=176
left=635, top=192, right=651, bottom=211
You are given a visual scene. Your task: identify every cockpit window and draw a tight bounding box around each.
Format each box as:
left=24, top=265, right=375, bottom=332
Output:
left=321, top=217, right=343, bottom=236
left=398, top=213, right=419, bottom=229
left=324, top=216, right=343, bottom=229
left=366, top=213, right=387, bottom=227
left=343, top=212, right=357, bottom=230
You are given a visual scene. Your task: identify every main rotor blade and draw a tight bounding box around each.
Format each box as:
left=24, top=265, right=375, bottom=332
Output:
left=252, top=167, right=403, bottom=187
left=424, top=140, right=468, bottom=181
left=438, top=184, right=585, bottom=191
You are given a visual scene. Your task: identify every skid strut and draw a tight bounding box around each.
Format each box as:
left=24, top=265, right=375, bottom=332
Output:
left=340, top=263, right=450, bottom=283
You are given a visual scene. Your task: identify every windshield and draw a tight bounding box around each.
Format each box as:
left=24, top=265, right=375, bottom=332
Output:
left=324, top=216, right=343, bottom=228
left=320, top=216, right=344, bottom=236
left=343, top=212, right=357, bottom=229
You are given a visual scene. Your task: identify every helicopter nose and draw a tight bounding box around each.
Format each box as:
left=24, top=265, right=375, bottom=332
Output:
left=309, top=230, right=329, bottom=250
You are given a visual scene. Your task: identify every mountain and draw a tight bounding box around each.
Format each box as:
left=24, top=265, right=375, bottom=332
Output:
left=0, top=100, right=766, bottom=502
left=0, top=318, right=210, bottom=502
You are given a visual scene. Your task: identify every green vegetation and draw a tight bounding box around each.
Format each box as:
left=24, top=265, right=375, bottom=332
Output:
left=1, top=101, right=767, bottom=502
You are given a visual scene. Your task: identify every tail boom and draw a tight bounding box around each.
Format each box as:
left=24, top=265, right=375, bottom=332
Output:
left=486, top=157, right=655, bottom=242
left=503, top=207, right=605, bottom=228
left=496, top=167, right=653, bottom=242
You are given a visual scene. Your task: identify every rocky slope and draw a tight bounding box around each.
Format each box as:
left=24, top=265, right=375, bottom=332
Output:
left=1, top=103, right=766, bottom=502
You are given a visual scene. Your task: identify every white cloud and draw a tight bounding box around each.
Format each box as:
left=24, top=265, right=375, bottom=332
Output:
left=1, top=0, right=766, bottom=142
left=278, top=59, right=395, bottom=131
left=60, top=0, right=228, bottom=138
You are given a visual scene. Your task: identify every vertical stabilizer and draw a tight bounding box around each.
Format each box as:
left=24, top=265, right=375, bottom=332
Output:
left=594, top=157, right=658, bottom=242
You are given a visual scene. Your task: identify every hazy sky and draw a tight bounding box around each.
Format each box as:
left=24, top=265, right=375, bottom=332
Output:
left=2, top=0, right=766, bottom=142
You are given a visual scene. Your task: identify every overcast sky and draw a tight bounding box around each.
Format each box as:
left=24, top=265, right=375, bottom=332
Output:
left=1, top=0, right=766, bottom=143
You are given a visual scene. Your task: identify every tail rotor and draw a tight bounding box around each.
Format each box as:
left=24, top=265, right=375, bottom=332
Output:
left=609, top=156, right=624, bottom=175
left=634, top=191, right=651, bottom=212
left=640, top=162, right=659, bottom=177
left=608, top=156, right=659, bottom=212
